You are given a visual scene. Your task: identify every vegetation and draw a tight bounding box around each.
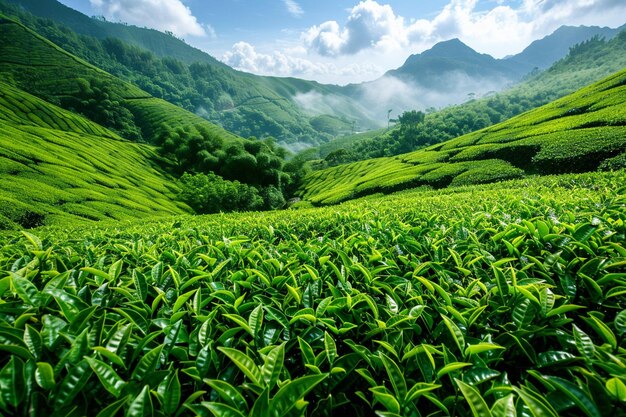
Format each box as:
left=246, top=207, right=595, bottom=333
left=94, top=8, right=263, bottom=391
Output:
left=298, top=66, right=626, bottom=205
left=0, top=0, right=376, bottom=144
left=1, top=4, right=625, bottom=417
left=1, top=169, right=626, bottom=416
left=0, top=80, right=188, bottom=229
left=0, top=16, right=306, bottom=216
left=308, top=31, right=626, bottom=165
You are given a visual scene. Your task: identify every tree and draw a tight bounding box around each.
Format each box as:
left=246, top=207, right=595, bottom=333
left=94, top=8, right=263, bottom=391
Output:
left=398, top=110, right=425, bottom=128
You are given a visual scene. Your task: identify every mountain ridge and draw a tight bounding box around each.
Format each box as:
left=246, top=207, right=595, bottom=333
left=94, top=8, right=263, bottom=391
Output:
left=507, top=23, right=626, bottom=69
left=385, top=23, right=625, bottom=88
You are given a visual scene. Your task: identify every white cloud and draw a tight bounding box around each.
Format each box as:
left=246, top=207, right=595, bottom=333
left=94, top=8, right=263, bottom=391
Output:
left=221, top=41, right=379, bottom=82
left=303, top=1, right=406, bottom=56
left=303, top=0, right=626, bottom=58
left=283, top=0, right=303, bottom=18
left=89, top=0, right=206, bottom=37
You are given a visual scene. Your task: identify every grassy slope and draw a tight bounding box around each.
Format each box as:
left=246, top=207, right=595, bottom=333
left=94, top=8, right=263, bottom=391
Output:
left=0, top=81, right=189, bottom=229
left=298, top=67, right=626, bottom=205
left=0, top=17, right=240, bottom=145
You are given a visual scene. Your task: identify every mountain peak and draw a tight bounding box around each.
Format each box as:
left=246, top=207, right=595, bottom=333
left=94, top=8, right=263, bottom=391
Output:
left=422, top=38, right=476, bottom=58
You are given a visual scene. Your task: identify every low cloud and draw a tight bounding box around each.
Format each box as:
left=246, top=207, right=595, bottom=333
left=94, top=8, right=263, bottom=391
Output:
left=351, top=73, right=512, bottom=123
left=89, top=0, right=206, bottom=37
left=293, top=91, right=349, bottom=116
left=221, top=41, right=379, bottom=82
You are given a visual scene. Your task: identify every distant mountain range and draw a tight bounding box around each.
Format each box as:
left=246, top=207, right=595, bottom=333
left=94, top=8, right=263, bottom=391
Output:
left=3, top=0, right=625, bottom=145
left=346, top=23, right=625, bottom=119
left=390, top=23, right=625, bottom=87
left=507, top=24, right=625, bottom=70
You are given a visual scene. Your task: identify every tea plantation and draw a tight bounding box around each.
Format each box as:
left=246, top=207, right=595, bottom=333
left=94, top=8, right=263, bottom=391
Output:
left=1, top=170, right=625, bottom=416
left=298, top=67, right=626, bottom=205
left=0, top=80, right=188, bottom=229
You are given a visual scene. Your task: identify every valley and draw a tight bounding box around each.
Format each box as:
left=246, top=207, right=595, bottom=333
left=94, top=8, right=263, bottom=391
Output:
left=0, top=0, right=625, bottom=416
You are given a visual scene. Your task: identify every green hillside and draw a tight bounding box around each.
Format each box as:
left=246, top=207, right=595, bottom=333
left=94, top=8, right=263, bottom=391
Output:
left=298, top=67, right=626, bottom=205
left=307, top=30, right=626, bottom=165
left=0, top=16, right=307, bottom=222
left=0, top=16, right=237, bottom=143
left=0, top=0, right=377, bottom=145
left=3, top=0, right=228, bottom=66
left=0, top=80, right=188, bottom=229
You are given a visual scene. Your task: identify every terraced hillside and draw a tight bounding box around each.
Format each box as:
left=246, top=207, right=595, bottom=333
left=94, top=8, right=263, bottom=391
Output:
left=298, top=67, right=626, bottom=205
left=0, top=16, right=239, bottom=145
left=0, top=81, right=189, bottom=229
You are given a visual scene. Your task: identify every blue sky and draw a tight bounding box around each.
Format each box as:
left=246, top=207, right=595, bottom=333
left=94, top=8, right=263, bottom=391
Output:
left=58, top=0, right=626, bottom=84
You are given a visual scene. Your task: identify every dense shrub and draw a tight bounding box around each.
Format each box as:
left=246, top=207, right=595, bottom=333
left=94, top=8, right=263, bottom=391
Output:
left=178, top=172, right=263, bottom=213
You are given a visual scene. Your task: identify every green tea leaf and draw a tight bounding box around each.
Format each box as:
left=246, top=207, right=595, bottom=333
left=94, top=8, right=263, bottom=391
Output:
left=379, top=353, right=407, bottom=400
left=54, top=359, right=91, bottom=408
left=201, top=402, right=246, bottom=417
left=514, top=386, right=559, bottom=417
left=436, top=362, right=472, bottom=379
left=464, top=343, right=505, bottom=357
left=573, top=325, right=595, bottom=361
left=606, top=378, right=626, bottom=402
left=370, top=387, right=401, bottom=414
left=441, top=314, right=465, bottom=353
left=324, top=332, right=337, bottom=365
left=271, top=374, right=327, bottom=417
left=86, top=356, right=126, bottom=398
left=24, top=324, right=42, bottom=360
left=127, top=385, right=153, bottom=417
left=203, top=379, right=247, bottom=410
left=456, top=378, right=493, bottom=417
left=614, top=310, right=626, bottom=336
left=11, top=274, right=40, bottom=306
left=132, top=344, right=163, bottom=381
left=491, top=394, right=516, bottom=417
left=0, top=356, right=25, bottom=408
left=539, top=374, right=601, bottom=417
left=405, top=382, right=441, bottom=402
left=96, top=397, right=128, bottom=417
left=218, top=347, right=261, bottom=385
left=583, top=314, right=617, bottom=349
left=261, top=343, right=284, bottom=389
left=162, top=370, right=181, bottom=415
left=35, top=362, right=56, bottom=390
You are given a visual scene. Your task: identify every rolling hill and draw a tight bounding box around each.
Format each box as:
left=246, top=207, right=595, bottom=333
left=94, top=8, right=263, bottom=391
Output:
left=297, top=66, right=626, bottom=205
left=0, top=0, right=377, bottom=145
left=0, top=15, right=239, bottom=144
left=3, top=0, right=227, bottom=66
left=0, top=16, right=305, bottom=227
left=0, top=80, right=188, bottom=229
